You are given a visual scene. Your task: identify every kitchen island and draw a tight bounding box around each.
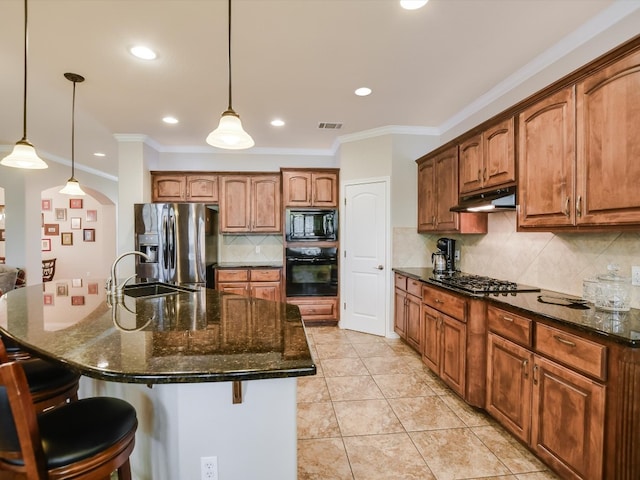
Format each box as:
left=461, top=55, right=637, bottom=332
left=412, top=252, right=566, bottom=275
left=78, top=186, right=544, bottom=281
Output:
left=0, top=280, right=316, bottom=480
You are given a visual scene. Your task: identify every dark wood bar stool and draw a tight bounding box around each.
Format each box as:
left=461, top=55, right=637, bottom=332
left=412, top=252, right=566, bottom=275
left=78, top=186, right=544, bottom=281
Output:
left=0, top=339, right=80, bottom=413
left=0, top=360, right=138, bottom=479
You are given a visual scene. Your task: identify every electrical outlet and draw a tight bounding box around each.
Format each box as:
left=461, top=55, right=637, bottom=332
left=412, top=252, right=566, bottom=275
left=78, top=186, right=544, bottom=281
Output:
left=201, top=456, right=218, bottom=480
left=632, top=266, right=640, bottom=286
left=454, top=250, right=461, bottom=261
left=255, top=245, right=261, bottom=254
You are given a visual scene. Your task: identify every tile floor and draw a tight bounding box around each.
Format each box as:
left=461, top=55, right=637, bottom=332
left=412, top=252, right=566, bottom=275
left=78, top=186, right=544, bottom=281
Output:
left=297, top=326, right=561, bottom=480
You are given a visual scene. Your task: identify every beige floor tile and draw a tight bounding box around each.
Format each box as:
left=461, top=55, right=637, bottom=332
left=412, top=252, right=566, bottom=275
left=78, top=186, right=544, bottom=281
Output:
left=362, top=356, right=415, bottom=375
left=411, top=428, right=511, bottom=480
left=298, top=438, right=354, bottom=480
left=297, top=401, right=341, bottom=439
left=440, top=391, right=493, bottom=427
left=385, top=338, right=419, bottom=355
left=515, top=472, right=562, bottom=480
left=298, top=376, right=331, bottom=403
left=333, top=399, right=404, bottom=436
left=343, top=433, right=436, bottom=480
left=344, top=329, right=385, bottom=343
left=315, top=342, right=359, bottom=359
left=326, top=375, right=384, bottom=401
left=312, top=331, right=352, bottom=345
left=320, top=357, right=369, bottom=377
left=390, top=396, right=466, bottom=432
left=472, top=425, right=550, bottom=475
left=373, top=373, right=437, bottom=398
left=351, top=341, right=398, bottom=358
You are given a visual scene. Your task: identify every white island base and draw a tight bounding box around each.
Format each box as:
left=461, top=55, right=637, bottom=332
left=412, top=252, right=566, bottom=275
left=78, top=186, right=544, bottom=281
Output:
left=80, top=376, right=298, bottom=480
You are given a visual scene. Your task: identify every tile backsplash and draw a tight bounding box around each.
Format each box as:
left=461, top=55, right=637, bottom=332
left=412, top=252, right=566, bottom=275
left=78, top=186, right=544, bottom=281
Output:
left=219, top=234, right=283, bottom=263
left=393, top=211, right=640, bottom=308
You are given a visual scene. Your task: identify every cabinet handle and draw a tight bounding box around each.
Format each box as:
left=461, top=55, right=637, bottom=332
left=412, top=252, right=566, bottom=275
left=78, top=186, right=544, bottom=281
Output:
left=564, top=197, right=570, bottom=217
left=477, top=169, right=482, bottom=182
left=483, top=167, right=487, bottom=181
left=523, top=359, right=529, bottom=379
left=576, top=195, right=582, bottom=217
left=432, top=215, right=436, bottom=225
left=501, top=315, right=514, bottom=322
left=533, top=364, right=539, bottom=385
left=434, top=299, right=443, bottom=304
left=553, top=335, right=576, bottom=348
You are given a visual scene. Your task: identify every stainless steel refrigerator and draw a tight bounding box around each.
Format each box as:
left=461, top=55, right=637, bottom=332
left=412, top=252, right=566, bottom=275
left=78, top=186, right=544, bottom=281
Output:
left=134, top=203, right=218, bottom=284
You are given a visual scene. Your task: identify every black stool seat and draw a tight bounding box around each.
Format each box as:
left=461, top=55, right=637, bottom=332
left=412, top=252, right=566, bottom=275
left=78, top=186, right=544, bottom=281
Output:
left=21, top=358, right=80, bottom=395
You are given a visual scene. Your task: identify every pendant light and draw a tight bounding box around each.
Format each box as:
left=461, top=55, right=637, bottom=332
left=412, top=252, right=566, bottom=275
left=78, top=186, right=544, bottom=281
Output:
left=1, top=0, right=47, bottom=169
left=206, top=0, right=254, bottom=150
left=59, top=73, right=86, bottom=196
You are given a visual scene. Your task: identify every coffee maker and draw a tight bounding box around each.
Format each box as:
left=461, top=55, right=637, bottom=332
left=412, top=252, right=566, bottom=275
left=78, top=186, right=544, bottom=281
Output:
left=436, top=237, right=456, bottom=273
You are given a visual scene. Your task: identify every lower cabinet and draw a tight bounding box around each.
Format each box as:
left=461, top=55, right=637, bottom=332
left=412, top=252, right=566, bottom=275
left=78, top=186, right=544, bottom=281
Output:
left=286, top=297, right=339, bottom=325
left=216, top=267, right=282, bottom=302
left=393, top=274, right=422, bottom=351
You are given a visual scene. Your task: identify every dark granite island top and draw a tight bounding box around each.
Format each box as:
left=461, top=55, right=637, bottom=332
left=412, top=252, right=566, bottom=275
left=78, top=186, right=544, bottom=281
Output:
left=0, top=280, right=316, bottom=384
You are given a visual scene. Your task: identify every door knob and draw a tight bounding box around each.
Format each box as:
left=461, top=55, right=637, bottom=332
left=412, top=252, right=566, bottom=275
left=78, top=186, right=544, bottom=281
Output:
left=375, top=265, right=384, bottom=270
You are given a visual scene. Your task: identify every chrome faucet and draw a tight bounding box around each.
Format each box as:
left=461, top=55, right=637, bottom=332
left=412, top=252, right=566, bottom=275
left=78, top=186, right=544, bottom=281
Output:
left=107, top=251, right=151, bottom=298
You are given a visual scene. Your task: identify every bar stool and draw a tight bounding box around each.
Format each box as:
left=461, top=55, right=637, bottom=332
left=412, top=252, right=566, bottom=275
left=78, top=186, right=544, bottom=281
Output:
left=0, top=338, right=80, bottom=413
left=0, top=360, right=138, bottom=479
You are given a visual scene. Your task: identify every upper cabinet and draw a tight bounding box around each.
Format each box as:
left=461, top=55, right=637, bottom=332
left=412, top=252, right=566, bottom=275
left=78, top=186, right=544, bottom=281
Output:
left=220, top=174, right=281, bottom=233
left=459, top=117, right=515, bottom=195
left=518, top=46, right=640, bottom=230
left=152, top=172, right=218, bottom=203
left=417, top=147, right=487, bottom=234
left=281, top=169, right=338, bottom=208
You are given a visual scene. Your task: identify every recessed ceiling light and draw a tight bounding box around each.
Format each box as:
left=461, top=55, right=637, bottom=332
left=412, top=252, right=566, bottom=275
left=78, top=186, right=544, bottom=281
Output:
left=163, top=116, right=179, bottom=124
left=130, top=45, right=157, bottom=60
left=400, top=0, right=429, bottom=10
left=271, top=119, right=285, bottom=127
left=355, top=87, right=372, bottom=97
left=93, top=152, right=105, bottom=157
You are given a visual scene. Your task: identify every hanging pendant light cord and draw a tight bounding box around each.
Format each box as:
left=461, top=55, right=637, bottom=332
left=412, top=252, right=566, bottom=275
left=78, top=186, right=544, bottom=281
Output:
left=227, top=0, right=233, bottom=111
left=21, top=0, right=29, bottom=141
left=71, top=79, right=77, bottom=177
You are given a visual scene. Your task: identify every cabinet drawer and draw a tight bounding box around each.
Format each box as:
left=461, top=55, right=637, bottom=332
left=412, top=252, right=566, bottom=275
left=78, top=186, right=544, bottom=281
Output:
left=250, top=269, right=281, bottom=282
left=423, top=286, right=466, bottom=321
left=487, top=306, right=532, bottom=347
left=535, top=323, right=607, bottom=381
left=394, top=273, right=407, bottom=291
left=407, top=278, right=422, bottom=297
left=216, top=269, right=250, bottom=282
left=287, top=297, right=338, bottom=321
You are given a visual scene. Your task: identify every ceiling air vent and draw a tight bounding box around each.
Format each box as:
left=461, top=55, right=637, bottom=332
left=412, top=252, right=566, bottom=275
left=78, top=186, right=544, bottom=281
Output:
left=318, top=122, right=343, bottom=130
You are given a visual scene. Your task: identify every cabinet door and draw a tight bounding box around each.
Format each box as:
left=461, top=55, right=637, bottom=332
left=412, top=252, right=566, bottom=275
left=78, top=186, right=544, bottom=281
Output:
left=186, top=175, right=218, bottom=203
left=440, top=315, right=466, bottom=397
left=576, top=49, right=640, bottom=226
left=434, top=147, right=459, bottom=232
left=251, top=282, right=281, bottom=302
left=216, top=282, right=250, bottom=297
left=518, top=87, right=576, bottom=228
left=282, top=171, right=312, bottom=207
left=459, top=135, right=484, bottom=194
left=531, top=355, right=605, bottom=480
left=421, top=305, right=441, bottom=374
left=486, top=333, right=533, bottom=443
left=417, top=159, right=436, bottom=232
left=311, top=172, right=338, bottom=207
left=484, top=117, right=515, bottom=189
left=251, top=175, right=281, bottom=233
left=405, top=294, right=422, bottom=352
left=394, top=289, right=407, bottom=338
left=153, top=174, right=186, bottom=202
left=220, top=176, right=251, bottom=232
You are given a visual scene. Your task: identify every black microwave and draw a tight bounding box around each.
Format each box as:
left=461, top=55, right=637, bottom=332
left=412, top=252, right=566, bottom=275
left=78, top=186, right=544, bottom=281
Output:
left=285, top=209, right=338, bottom=242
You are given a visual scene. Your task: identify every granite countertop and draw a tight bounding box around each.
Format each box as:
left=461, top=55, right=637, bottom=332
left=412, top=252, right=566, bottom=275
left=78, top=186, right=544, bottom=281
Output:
left=0, top=281, right=315, bottom=384
left=393, top=267, right=640, bottom=347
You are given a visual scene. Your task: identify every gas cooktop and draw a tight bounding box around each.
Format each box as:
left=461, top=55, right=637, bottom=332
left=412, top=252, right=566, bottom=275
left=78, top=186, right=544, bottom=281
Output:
left=430, top=272, right=541, bottom=295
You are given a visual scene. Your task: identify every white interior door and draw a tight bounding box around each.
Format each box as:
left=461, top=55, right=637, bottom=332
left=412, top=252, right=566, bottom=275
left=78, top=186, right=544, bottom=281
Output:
left=342, top=180, right=388, bottom=336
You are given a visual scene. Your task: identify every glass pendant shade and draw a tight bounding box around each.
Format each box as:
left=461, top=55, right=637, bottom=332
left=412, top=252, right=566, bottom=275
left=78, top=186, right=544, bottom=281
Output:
left=206, top=109, right=255, bottom=150
left=59, top=177, right=85, bottom=196
left=1, top=140, right=47, bottom=169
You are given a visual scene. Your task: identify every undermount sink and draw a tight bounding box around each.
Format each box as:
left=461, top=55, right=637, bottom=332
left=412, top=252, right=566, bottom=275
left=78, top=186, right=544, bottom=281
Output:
left=123, top=282, right=198, bottom=298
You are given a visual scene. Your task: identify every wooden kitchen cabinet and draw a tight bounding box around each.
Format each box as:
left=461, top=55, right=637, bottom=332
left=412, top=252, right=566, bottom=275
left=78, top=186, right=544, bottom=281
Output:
left=286, top=297, right=339, bottom=325
left=417, top=147, right=487, bottom=234
left=216, top=267, right=282, bottom=302
left=281, top=169, right=339, bottom=208
left=393, top=274, right=422, bottom=351
left=219, top=174, right=281, bottom=233
left=151, top=172, right=218, bottom=203
left=459, top=117, right=515, bottom=195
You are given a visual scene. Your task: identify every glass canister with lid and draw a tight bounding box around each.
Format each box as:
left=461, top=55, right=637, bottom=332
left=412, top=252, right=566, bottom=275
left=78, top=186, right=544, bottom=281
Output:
left=595, top=264, right=631, bottom=312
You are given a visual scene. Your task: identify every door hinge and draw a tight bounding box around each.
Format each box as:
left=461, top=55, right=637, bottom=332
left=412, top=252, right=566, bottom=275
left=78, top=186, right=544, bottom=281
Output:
left=343, top=302, right=347, bottom=310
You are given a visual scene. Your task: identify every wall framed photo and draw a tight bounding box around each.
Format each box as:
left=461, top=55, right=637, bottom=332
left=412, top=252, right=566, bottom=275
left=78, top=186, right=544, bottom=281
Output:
left=0, top=229, right=4, bottom=241
left=69, top=198, right=83, bottom=209
left=41, top=238, right=51, bottom=251
left=86, top=209, right=97, bottom=222
left=41, top=199, right=52, bottom=211
left=56, top=283, right=68, bottom=297
left=83, top=228, right=95, bottom=242
left=70, top=217, right=82, bottom=229
left=55, top=208, right=67, bottom=221
left=43, top=293, right=54, bottom=306
left=71, top=295, right=85, bottom=306
left=87, top=282, right=99, bottom=295
left=72, top=278, right=83, bottom=288
left=43, top=224, right=59, bottom=236
left=61, top=232, right=73, bottom=246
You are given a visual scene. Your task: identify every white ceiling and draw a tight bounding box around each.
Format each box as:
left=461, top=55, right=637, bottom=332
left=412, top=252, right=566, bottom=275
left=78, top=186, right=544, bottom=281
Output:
left=0, top=0, right=634, bottom=178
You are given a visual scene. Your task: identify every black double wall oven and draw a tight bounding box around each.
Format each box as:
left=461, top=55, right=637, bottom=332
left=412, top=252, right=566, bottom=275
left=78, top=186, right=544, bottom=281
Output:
left=285, top=208, right=338, bottom=298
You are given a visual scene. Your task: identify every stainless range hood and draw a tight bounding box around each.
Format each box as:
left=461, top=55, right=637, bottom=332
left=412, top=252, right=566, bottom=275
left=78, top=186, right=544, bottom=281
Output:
left=450, top=187, right=517, bottom=213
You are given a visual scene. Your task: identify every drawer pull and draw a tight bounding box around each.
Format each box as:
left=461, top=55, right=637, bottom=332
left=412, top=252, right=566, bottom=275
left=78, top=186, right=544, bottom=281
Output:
left=522, top=359, right=529, bottom=379
left=554, top=335, right=576, bottom=348
left=501, top=315, right=514, bottom=322
left=434, top=299, right=443, bottom=304
left=533, top=364, right=539, bottom=385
